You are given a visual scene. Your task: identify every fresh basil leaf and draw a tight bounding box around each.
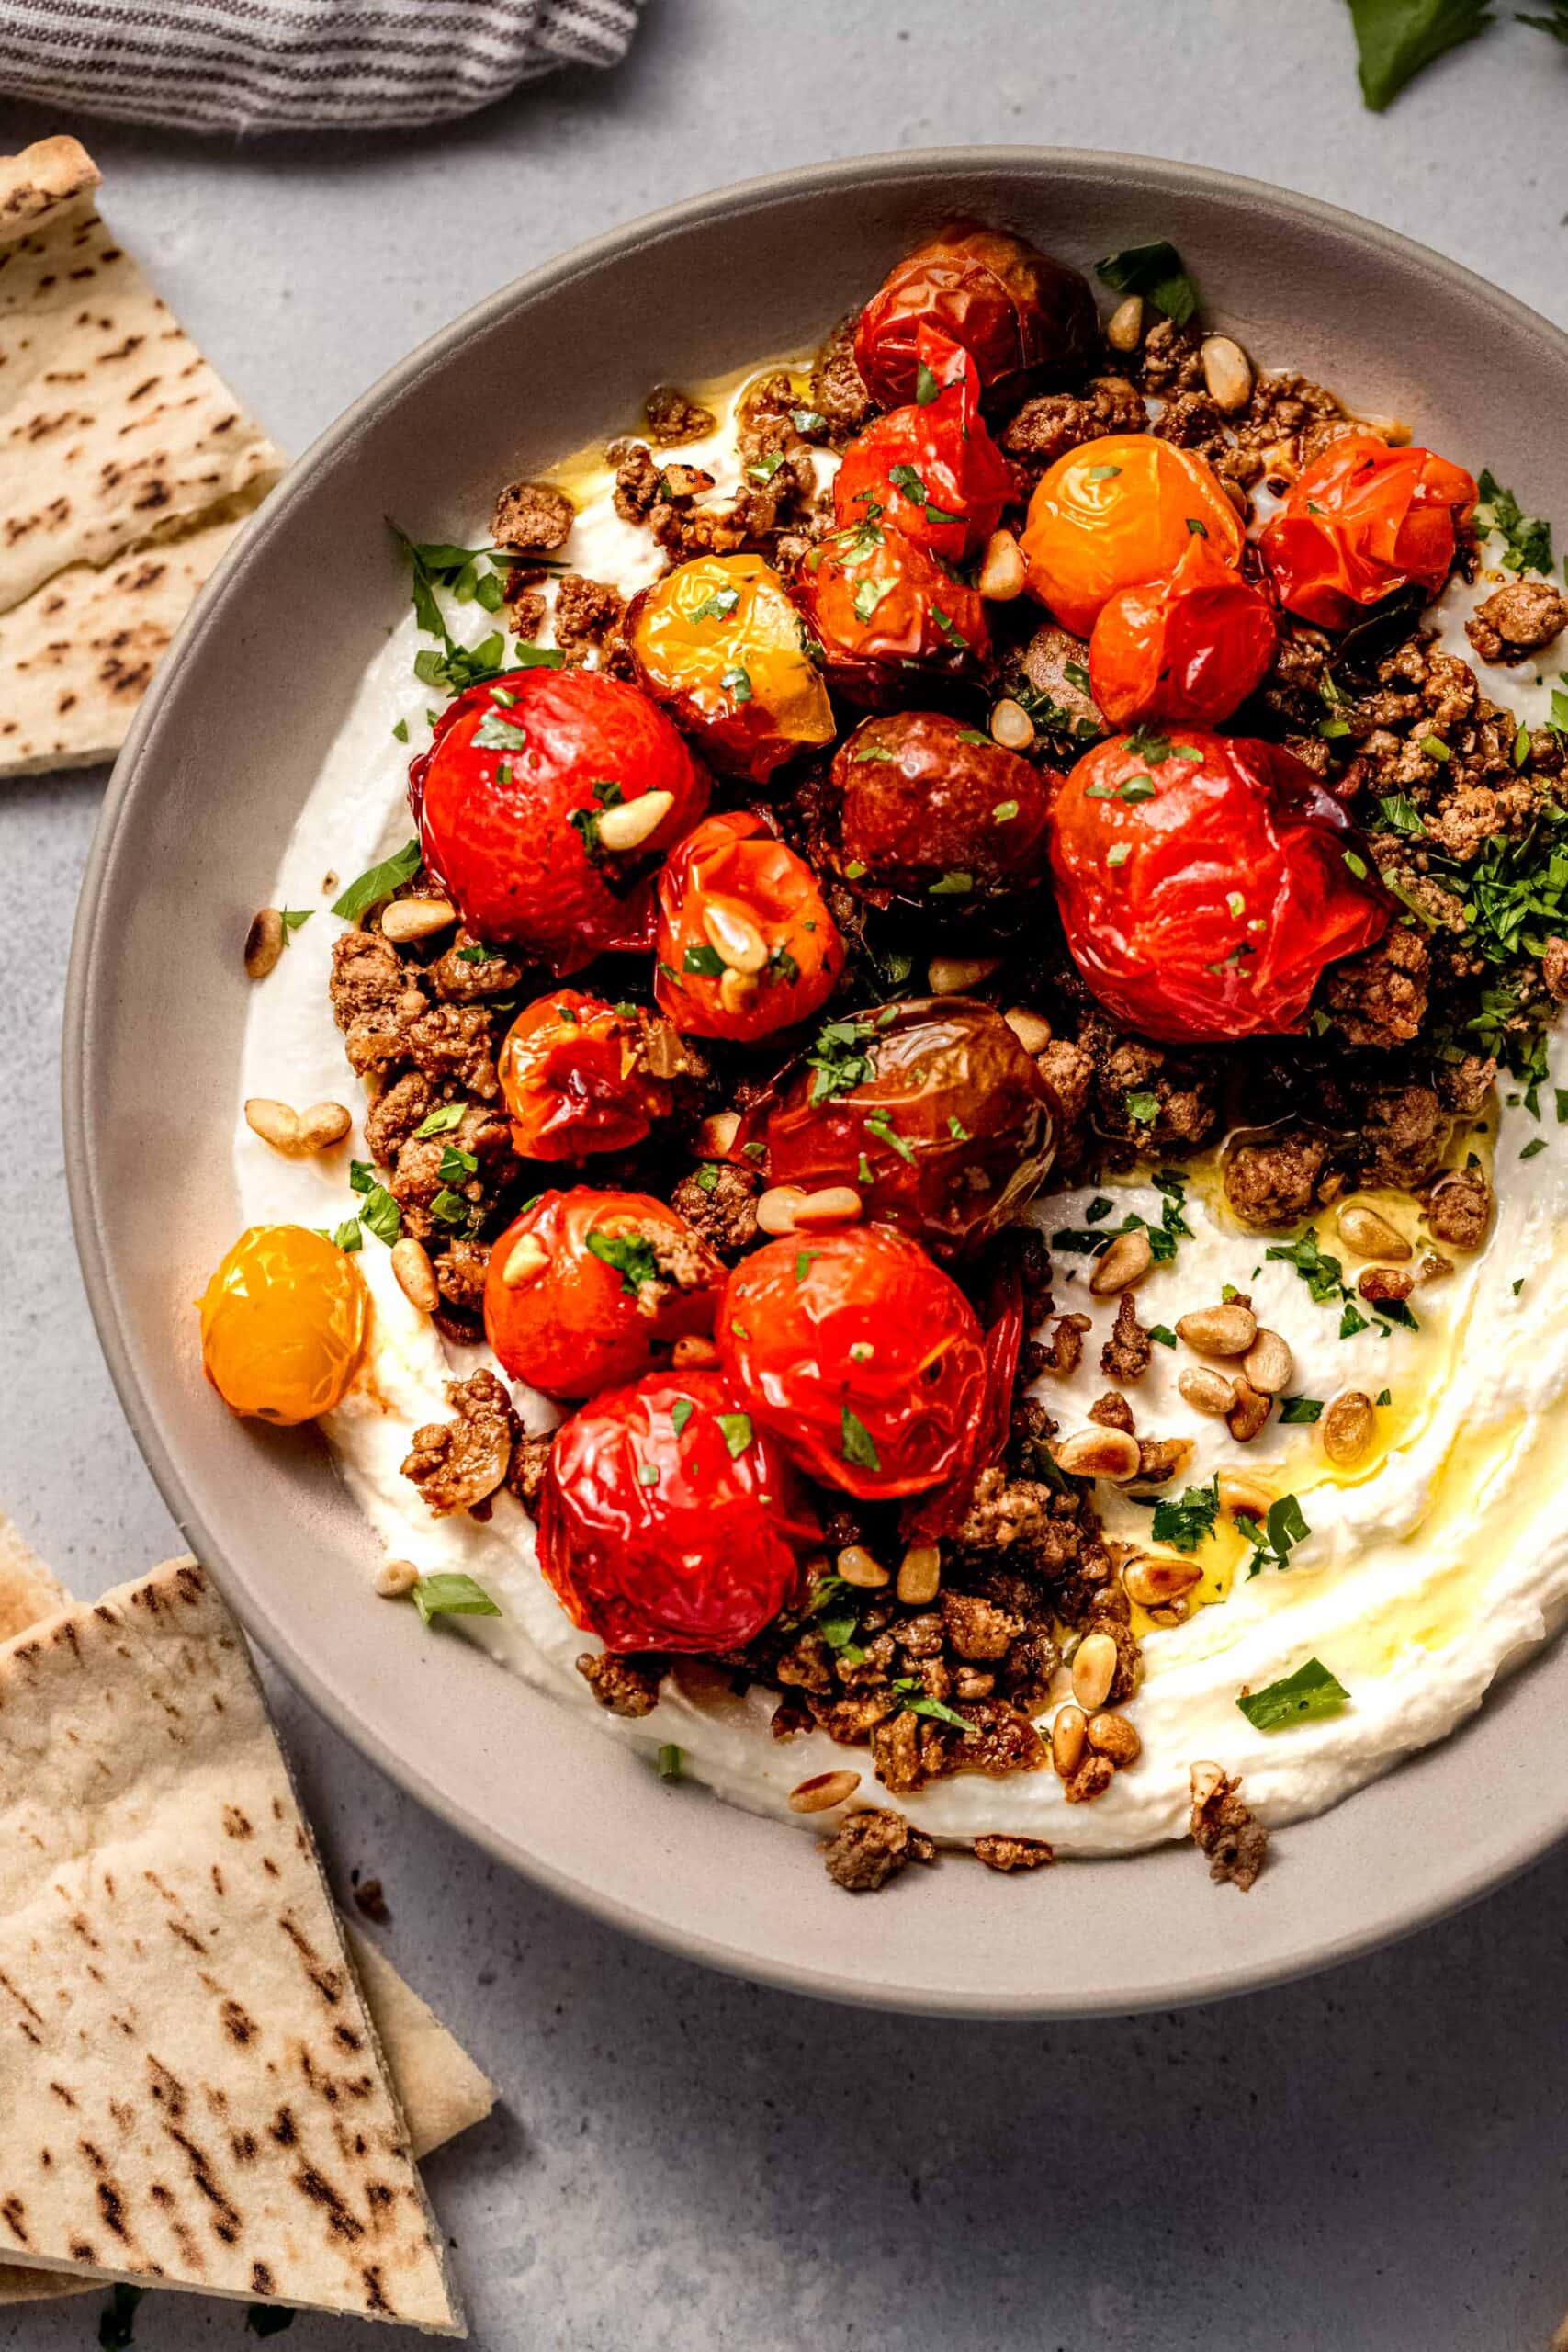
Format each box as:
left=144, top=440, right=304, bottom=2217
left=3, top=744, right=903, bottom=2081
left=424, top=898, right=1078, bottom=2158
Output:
left=1095, top=239, right=1198, bottom=325
left=332, top=839, right=422, bottom=921
left=1237, top=1656, right=1349, bottom=1729
left=587, top=1229, right=660, bottom=1295
left=414, top=1102, right=467, bottom=1137
left=411, top=1573, right=502, bottom=1625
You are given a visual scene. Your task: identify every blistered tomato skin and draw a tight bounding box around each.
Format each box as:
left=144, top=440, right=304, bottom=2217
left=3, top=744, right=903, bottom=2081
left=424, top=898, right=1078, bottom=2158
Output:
left=830, top=711, right=1055, bottom=905
left=537, top=1369, right=820, bottom=1653
left=626, top=553, right=834, bottom=783
left=833, top=324, right=1014, bottom=563
left=199, top=1225, right=367, bottom=1426
left=793, top=516, right=989, bottom=706
left=413, top=667, right=708, bottom=974
left=1089, top=533, right=1279, bottom=729
left=750, top=999, right=1058, bottom=1260
left=853, top=222, right=1098, bottom=410
left=1050, top=731, right=1392, bottom=1044
left=498, top=989, right=671, bottom=1161
left=718, top=1225, right=988, bottom=1501
left=653, top=810, right=845, bottom=1044
left=483, top=1189, right=724, bottom=1400
left=1259, top=432, right=1478, bottom=629
left=1020, top=435, right=1246, bottom=640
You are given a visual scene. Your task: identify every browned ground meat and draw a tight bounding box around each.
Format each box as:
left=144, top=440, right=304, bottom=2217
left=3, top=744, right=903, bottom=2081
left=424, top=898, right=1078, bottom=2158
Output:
left=1544, top=938, right=1568, bottom=1001
left=1228, top=370, right=1346, bottom=484
left=1089, top=1019, right=1221, bottom=1154
left=576, top=1651, right=666, bottom=1717
left=974, top=1834, right=1054, bottom=1873
left=436, top=1237, right=491, bottom=1311
left=329, top=928, right=429, bottom=1075
left=1341, top=635, right=1547, bottom=863
left=1136, top=319, right=1204, bottom=395
left=1151, top=388, right=1227, bottom=460
left=1320, top=924, right=1429, bottom=1049
left=491, top=479, right=575, bottom=550
left=1036, top=1035, right=1095, bottom=1134
left=1358, top=1082, right=1445, bottom=1193
left=1037, top=1311, right=1091, bottom=1376
left=1425, top=1162, right=1492, bottom=1250
left=506, top=1430, right=553, bottom=1514
left=1190, top=1768, right=1269, bottom=1890
left=809, top=315, right=876, bottom=446
left=610, top=438, right=662, bottom=523
left=1064, top=1754, right=1115, bottom=1805
left=365, top=1069, right=434, bottom=1164
left=821, top=1807, right=935, bottom=1892
left=942, top=1590, right=1021, bottom=1661
left=552, top=573, right=626, bottom=655
left=1009, top=621, right=1101, bottom=740
left=506, top=583, right=547, bottom=639
left=1100, top=1290, right=1152, bottom=1383
left=1465, top=580, right=1568, bottom=665
left=669, top=1162, right=759, bottom=1256
left=1224, top=1129, right=1338, bottom=1231
left=400, top=1370, right=516, bottom=1516
left=999, top=375, right=1147, bottom=482
left=429, top=933, right=525, bottom=1006
left=644, top=384, right=717, bottom=445
left=1089, top=1389, right=1136, bottom=1434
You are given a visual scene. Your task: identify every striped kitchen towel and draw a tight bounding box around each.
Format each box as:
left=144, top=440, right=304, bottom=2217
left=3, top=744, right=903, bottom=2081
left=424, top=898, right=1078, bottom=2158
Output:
left=0, top=0, right=643, bottom=133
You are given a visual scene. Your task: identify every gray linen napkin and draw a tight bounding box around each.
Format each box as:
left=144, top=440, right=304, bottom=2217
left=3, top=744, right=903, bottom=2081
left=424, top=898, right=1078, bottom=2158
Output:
left=0, top=0, right=642, bottom=133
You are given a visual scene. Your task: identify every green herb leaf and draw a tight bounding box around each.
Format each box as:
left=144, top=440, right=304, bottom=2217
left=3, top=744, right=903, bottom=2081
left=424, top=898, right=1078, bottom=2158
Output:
left=1124, top=1090, right=1159, bottom=1127
left=657, top=1742, right=683, bottom=1781
left=1347, top=0, right=1494, bottom=111
left=683, top=942, right=727, bottom=976
left=914, top=359, right=941, bottom=404
left=1151, top=1476, right=1220, bottom=1554
left=894, top=1679, right=971, bottom=1731
left=722, top=663, right=754, bottom=702
left=356, top=1180, right=402, bottom=1244
left=1521, top=1136, right=1548, bottom=1158
left=1278, top=1396, right=1325, bottom=1424
left=472, top=709, right=528, bottom=752
left=805, top=1014, right=879, bottom=1104
left=1374, top=790, right=1426, bottom=838
left=1095, top=239, right=1199, bottom=324
left=587, top=1229, right=660, bottom=1295
left=437, top=1144, right=478, bottom=1183
left=1148, top=1324, right=1178, bottom=1348
left=792, top=406, right=828, bottom=434
left=332, top=839, right=422, bottom=921
left=840, top=1406, right=881, bottom=1471
left=928, top=868, right=973, bottom=896
left=331, top=1217, right=364, bottom=1253
left=717, top=1410, right=753, bottom=1457
left=1473, top=467, right=1554, bottom=574
left=1267, top=1227, right=1348, bottom=1306
left=992, top=798, right=1020, bottom=822
left=429, top=1186, right=470, bottom=1227
left=1237, top=1656, right=1349, bottom=1729
left=391, top=717, right=410, bottom=743
left=414, top=1102, right=467, bottom=1137
left=1238, top=1495, right=1312, bottom=1578
left=411, top=1573, right=502, bottom=1625
left=671, top=1397, right=694, bottom=1437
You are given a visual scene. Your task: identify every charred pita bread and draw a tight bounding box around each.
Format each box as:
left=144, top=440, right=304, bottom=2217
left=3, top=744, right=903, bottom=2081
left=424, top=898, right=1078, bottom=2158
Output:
left=0, top=1558, right=464, bottom=2331
left=0, top=136, right=283, bottom=775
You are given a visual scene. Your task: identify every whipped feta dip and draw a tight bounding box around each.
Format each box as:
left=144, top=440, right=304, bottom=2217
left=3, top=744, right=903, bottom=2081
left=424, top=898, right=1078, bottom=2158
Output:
left=233, top=372, right=1568, bottom=1856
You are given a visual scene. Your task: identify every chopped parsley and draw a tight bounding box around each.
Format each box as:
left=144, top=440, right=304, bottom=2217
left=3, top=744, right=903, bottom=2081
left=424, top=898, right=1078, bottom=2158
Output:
left=1095, top=239, right=1198, bottom=325
left=1147, top=1324, right=1178, bottom=1348
left=1374, top=790, right=1426, bottom=838
left=671, top=1397, right=694, bottom=1438
left=1521, top=1136, right=1548, bottom=1159
left=722, top=663, right=754, bottom=702
left=332, top=839, right=422, bottom=922
left=683, top=942, right=727, bottom=977
left=852, top=575, right=895, bottom=625
left=865, top=1111, right=916, bottom=1163
left=1236, top=1657, right=1348, bottom=1730
left=1086, top=463, right=1122, bottom=482
left=1236, top=1494, right=1311, bottom=1578
left=928, top=868, right=973, bottom=895
left=1266, top=1227, right=1347, bottom=1306
left=472, top=708, right=528, bottom=752
left=694, top=1164, right=720, bottom=1194
left=1124, top=1090, right=1159, bottom=1128
left=1151, top=1475, right=1219, bottom=1554
left=1472, top=468, right=1553, bottom=576
left=348, top=1160, right=401, bottom=1244
left=717, top=1411, right=753, bottom=1458
left=657, top=1743, right=684, bottom=1781
left=689, top=585, right=741, bottom=621
left=437, top=1144, right=477, bottom=1182
left=840, top=1406, right=881, bottom=1471
left=586, top=1229, right=660, bottom=1296
left=795, top=1250, right=818, bottom=1280
left=331, top=1217, right=364, bottom=1253
left=914, top=358, right=941, bottom=404
left=891, top=1677, right=970, bottom=1732
left=1278, top=1396, right=1325, bottom=1424
left=428, top=1187, right=470, bottom=1228
left=992, top=798, right=1020, bottom=823
left=792, top=406, right=827, bottom=435
left=410, top=1572, right=502, bottom=1626
left=805, top=1013, right=879, bottom=1104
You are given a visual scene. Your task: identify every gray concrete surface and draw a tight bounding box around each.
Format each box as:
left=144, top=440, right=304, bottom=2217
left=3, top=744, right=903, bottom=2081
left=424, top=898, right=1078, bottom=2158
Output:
left=4, top=3, right=1568, bottom=2344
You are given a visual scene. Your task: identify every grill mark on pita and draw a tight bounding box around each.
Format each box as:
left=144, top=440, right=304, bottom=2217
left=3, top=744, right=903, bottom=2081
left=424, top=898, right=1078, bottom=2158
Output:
left=164, top=2128, right=242, bottom=2245
left=278, top=1914, right=345, bottom=2005
left=292, top=2164, right=366, bottom=2245
left=1, top=2195, right=28, bottom=2243
left=252, top=2261, right=275, bottom=2294
left=220, top=2001, right=256, bottom=2047
left=48, top=2083, right=77, bottom=2109
left=95, top=2180, right=130, bottom=2241
left=361, top=2265, right=391, bottom=2314
left=0, top=1967, right=45, bottom=2024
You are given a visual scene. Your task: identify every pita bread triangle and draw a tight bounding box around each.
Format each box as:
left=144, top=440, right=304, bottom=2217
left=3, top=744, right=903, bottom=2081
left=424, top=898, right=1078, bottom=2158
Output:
left=0, top=1556, right=464, bottom=2331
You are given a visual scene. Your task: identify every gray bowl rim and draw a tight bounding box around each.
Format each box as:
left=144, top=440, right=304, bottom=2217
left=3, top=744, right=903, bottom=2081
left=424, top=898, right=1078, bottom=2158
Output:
left=64, top=142, right=1568, bottom=2018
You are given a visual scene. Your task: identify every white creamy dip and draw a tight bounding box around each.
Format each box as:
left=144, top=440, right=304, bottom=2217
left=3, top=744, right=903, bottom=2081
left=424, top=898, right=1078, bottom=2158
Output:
left=234, top=371, right=1568, bottom=1854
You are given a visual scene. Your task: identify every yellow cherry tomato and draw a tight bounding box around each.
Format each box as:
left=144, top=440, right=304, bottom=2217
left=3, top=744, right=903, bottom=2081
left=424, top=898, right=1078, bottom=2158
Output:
left=627, top=552, right=835, bottom=782
left=1019, top=433, right=1245, bottom=639
left=199, top=1224, right=368, bottom=1425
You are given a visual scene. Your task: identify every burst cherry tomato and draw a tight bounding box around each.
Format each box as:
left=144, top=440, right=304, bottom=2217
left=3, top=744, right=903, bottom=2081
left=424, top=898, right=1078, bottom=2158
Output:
left=742, top=1000, right=1058, bottom=1259
left=794, top=514, right=988, bottom=706
left=853, top=222, right=1098, bottom=411
left=484, top=1189, right=724, bottom=1399
left=718, top=1224, right=987, bottom=1500
left=1051, top=731, right=1392, bottom=1043
left=413, top=667, right=708, bottom=974
left=1020, top=435, right=1245, bottom=639
left=498, top=989, right=673, bottom=1160
left=199, top=1226, right=367, bottom=1425
left=1259, top=432, right=1477, bottom=629
left=653, top=809, right=844, bottom=1044
left=830, top=711, right=1054, bottom=905
left=626, top=553, right=835, bottom=783
left=537, top=1368, right=820, bottom=1653
left=833, top=324, right=1014, bottom=563
left=1089, top=532, right=1279, bottom=728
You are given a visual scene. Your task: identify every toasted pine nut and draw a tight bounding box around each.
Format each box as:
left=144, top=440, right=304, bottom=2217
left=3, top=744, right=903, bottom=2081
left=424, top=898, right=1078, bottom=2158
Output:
left=977, top=527, right=1026, bottom=600
left=755, top=1184, right=808, bottom=1237
left=1052, top=1703, right=1088, bottom=1779
left=244, top=1097, right=301, bottom=1154
left=794, top=1184, right=863, bottom=1229
left=989, top=697, right=1036, bottom=751
left=1323, top=1389, right=1375, bottom=1467
left=1226, top=1378, right=1272, bottom=1443
left=1087, top=1710, right=1141, bottom=1767
left=897, top=1544, right=942, bottom=1606
left=702, top=899, right=769, bottom=975
left=1240, top=1327, right=1292, bottom=1395
left=296, top=1101, right=353, bottom=1155
left=1190, top=1760, right=1225, bottom=1808
left=1336, top=1203, right=1413, bottom=1261
left=718, top=967, right=760, bottom=1016
left=502, top=1232, right=550, bottom=1287
left=928, top=954, right=1001, bottom=996
left=1089, top=1228, right=1153, bottom=1296
left=1123, top=1554, right=1202, bottom=1608
left=390, top=1236, right=439, bottom=1313
left=642, top=1019, right=685, bottom=1079
left=1357, top=1264, right=1413, bottom=1306
left=698, top=1110, right=740, bottom=1157
left=1106, top=293, right=1145, bottom=352
left=1355, top=410, right=1411, bottom=445
left=595, top=788, right=673, bottom=853
left=788, top=1770, right=861, bottom=1814
left=1218, top=1471, right=1272, bottom=1520
left=244, top=907, right=285, bottom=978
left=1055, top=1426, right=1142, bottom=1481
left=381, top=896, right=457, bottom=944
left=671, top=1333, right=720, bottom=1369
left=1002, top=1005, right=1053, bottom=1053
left=1176, top=1302, right=1258, bottom=1358
left=1179, top=1364, right=1236, bottom=1418
left=1071, top=1632, right=1118, bottom=1712
left=375, top=1557, right=422, bottom=1598
left=1201, top=334, right=1253, bottom=413
left=836, top=1544, right=887, bottom=1589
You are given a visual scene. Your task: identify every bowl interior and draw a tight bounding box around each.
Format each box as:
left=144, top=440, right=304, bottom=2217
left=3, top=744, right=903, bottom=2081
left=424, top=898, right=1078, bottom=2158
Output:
left=69, top=149, right=1568, bottom=2016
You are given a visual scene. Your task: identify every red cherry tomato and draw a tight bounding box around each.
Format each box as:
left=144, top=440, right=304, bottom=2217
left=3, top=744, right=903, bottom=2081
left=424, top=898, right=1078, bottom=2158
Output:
left=498, top=989, right=673, bottom=1160
left=745, top=1000, right=1058, bottom=1259
left=653, top=810, right=845, bottom=1044
left=833, top=324, right=1014, bottom=563
left=484, top=1189, right=724, bottom=1400
left=1259, top=432, right=1477, bottom=629
left=1020, top=435, right=1245, bottom=640
left=794, top=514, right=988, bottom=706
left=853, top=221, right=1098, bottom=410
left=718, top=1224, right=988, bottom=1500
left=1089, top=533, right=1279, bottom=728
left=537, top=1368, right=820, bottom=1653
left=413, top=667, right=708, bottom=974
left=830, top=711, right=1055, bottom=905
left=1050, top=731, right=1392, bottom=1043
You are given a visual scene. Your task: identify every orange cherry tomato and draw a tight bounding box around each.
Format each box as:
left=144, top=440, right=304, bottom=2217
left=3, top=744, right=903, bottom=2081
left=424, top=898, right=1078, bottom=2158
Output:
left=1050, top=731, right=1391, bottom=1044
left=537, top=1367, right=821, bottom=1653
left=793, top=514, right=989, bottom=706
left=1089, top=533, right=1279, bottom=729
left=853, top=222, right=1098, bottom=410
left=626, top=552, right=835, bottom=783
left=484, top=1189, right=724, bottom=1400
left=199, top=1225, right=367, bottom=1425
left=1019, top=435, right=1245, bottom=639
left=717, top=1223, right=988, bottom=1500
left=1259, top=432, right=1477, bottom=629
left=653, top=809, right=845, bottom=1044
left=498, top=989, right=672, bottom=1161
left=833, top=324, right=1014, bottom=562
